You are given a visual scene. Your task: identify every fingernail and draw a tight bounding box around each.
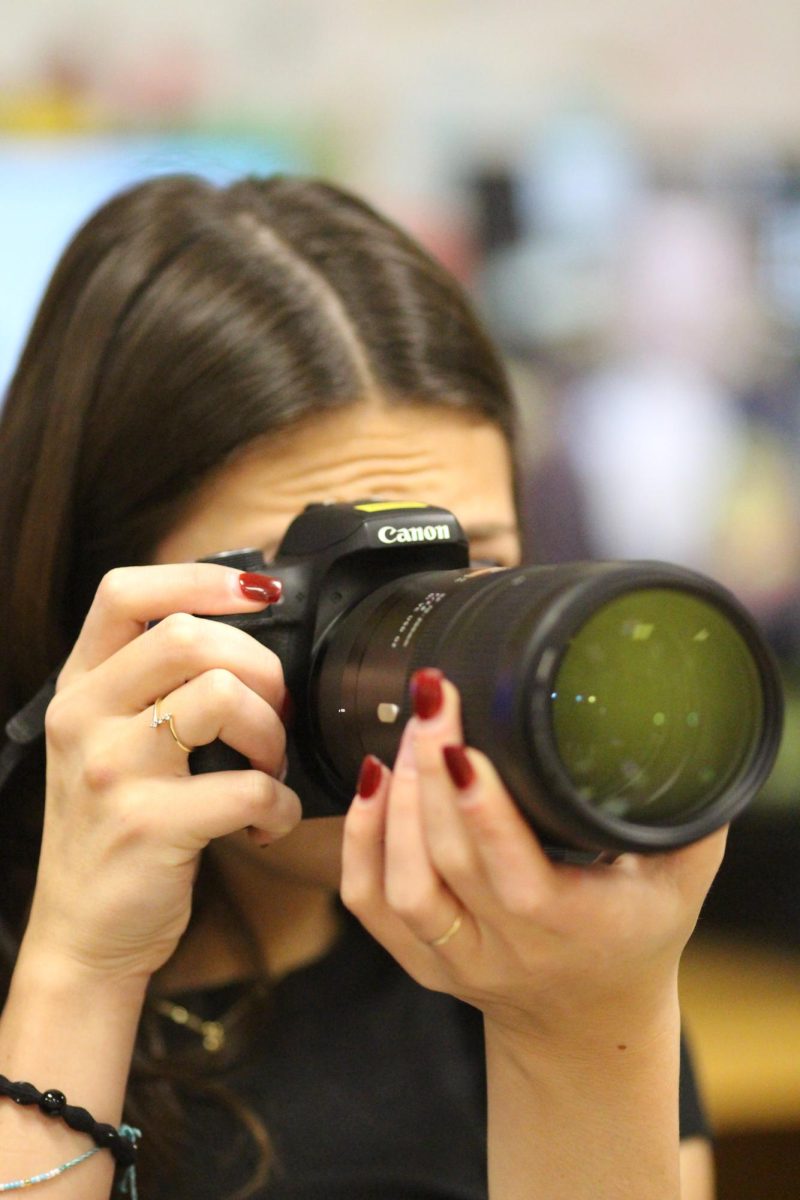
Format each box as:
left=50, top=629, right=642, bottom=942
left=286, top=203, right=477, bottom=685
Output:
left=442, top=745, right=476, bottom=791
left=247, top=825, right=276, bottom=847
left=357, top=754, right=384, bottom=799
left=410, top=668, right=444, bottom=720
left=250, top=820, right=296, bottom=847
left=256, top=829, right=293, bottom=847
left=239, top=573, right=282, bottom=604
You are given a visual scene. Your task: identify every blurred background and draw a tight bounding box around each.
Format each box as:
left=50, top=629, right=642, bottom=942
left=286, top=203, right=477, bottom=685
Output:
left=2, top=2, right=799, bottom=1193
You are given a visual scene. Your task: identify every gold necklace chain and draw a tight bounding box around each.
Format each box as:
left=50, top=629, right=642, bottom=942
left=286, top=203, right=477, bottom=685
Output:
left=152, top=998, right=226, bottom=1053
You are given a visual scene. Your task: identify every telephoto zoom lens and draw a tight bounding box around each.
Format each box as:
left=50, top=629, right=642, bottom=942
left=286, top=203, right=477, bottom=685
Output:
left=314, top=562, right=783, bottom=855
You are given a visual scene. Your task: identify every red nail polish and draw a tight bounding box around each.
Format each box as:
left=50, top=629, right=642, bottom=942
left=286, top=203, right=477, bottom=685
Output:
left=410, top=668, right=444, bottom=720
left=239, top=573, right=282, bottom=604
left=357, top=754, right=383, bottom=799
left=442, top=745, right=476, bottom=791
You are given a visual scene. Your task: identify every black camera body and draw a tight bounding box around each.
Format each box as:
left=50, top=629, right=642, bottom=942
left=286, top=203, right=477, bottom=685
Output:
left=192, top=501, right=471, bottom=816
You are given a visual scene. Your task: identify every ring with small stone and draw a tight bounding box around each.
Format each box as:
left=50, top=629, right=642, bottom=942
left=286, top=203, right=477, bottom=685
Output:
left=151, top=697, right=193, bottom=754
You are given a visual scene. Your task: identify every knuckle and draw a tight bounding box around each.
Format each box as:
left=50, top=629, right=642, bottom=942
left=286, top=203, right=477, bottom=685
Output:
left=246, top=641, right=285, bottom=695
left=112, top=787, right=158, bottom=844
left=262, top=724, right=287, bottom=775
left=44, top=691, right=75, bottom=750
left=434, top=843, right=474, bottom=885
left=81, top=741, right=122, bottom=794
left=201, top=668, right=242, bottom=710
left=390, top=759, right=419, bottom=788
left=338, top=885, right=357, bottom=912
left=94, top=567, right=132, bottom=612
left=239, top=772, right=300, bottom=832
left=339, top=875, right=370, bottom=913
left=386, top=882, right=436, bottom=923
left=272, top=782, right=302, bottom=828
left=459, top=797, right=503, bottom=842
left=340, top=878, right=374, bottom=912
left=267, top=653, right=286, bottom=695
left=237, top=770, right=275, bottom=821
left=500, top=883, right=545, bottom=920
left=157, top=612, right=200, bottom=659
left=414, top=735, right=450, bottom=774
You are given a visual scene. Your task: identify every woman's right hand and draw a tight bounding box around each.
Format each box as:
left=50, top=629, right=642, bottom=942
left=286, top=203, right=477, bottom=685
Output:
left=21, top=563, right=301, bottom=986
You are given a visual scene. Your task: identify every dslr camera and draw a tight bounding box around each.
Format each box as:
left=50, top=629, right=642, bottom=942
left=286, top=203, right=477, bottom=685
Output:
left=192, top=501, right=783, bottom=856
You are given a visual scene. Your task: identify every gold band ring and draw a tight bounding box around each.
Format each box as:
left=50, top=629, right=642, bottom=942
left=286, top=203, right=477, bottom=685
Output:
left=151, top=697, right=193, bottom=754
left=427, top=911, right=463, bottom=948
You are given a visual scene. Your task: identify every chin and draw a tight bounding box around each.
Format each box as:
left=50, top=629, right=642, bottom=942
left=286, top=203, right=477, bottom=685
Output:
left=255, top=815, right=346, bottom=890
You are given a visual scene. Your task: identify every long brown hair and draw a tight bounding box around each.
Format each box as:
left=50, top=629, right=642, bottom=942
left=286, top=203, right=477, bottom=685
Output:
left=0, top=174, right=516, bottom=1195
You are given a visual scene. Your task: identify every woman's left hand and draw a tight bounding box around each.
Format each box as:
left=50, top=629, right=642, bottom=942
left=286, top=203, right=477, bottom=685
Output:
left=341, top=670, right=726, bottom=1042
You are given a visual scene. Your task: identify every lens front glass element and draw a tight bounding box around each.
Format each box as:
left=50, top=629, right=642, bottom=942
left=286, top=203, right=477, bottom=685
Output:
left=549, top=588, right=763, bottom=824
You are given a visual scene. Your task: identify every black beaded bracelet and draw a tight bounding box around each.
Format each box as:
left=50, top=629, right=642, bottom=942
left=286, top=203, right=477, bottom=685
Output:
left=0, top=1074, right=138, bottom=1167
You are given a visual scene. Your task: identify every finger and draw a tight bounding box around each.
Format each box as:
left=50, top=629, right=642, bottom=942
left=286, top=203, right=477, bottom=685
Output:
left=159, top=769, right=301, bottom=848
left=341, top=757, right=434, bottom=963
left=382, top=679, right=468, bottom=947
left=410, top=681, right=488, bottom=910
left=145, top=669, right=286, bottom=776
left=83, top=612, right=285, bottom=715
left=446, top=747, right=559, bottom=915
left=638, top=825, right=728, bottom=908
left=62, top=563, right=282, bottom=679
left=340, top=755, right=389, bottom=918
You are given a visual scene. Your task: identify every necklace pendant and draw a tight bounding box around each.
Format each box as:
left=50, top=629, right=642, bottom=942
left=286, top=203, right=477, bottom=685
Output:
left=201, top=1020, right=226, bottom=1053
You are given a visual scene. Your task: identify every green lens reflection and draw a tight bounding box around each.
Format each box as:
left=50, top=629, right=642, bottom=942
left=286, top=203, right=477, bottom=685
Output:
left=549, top=588, right=763, bottom=823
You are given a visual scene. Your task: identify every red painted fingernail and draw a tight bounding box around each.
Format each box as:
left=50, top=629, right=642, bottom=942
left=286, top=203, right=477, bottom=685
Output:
left=442, top=745, right=476, bottom=791
left=410, top=668, right=444, bottom=720
left=357, top=754, right=383, bottom=799
left=239, top=573, right=282, bottom=604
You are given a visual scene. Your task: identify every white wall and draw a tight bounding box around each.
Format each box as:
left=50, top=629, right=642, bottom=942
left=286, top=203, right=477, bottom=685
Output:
left=3, top=0, right=800, bottom=202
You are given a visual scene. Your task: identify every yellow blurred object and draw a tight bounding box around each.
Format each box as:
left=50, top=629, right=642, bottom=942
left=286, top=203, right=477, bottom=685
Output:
left=680, top=934, right=800, bottom=1132
left=713, top=430, right=800, bottom=616
left=0, top=87, right=100, bottom=134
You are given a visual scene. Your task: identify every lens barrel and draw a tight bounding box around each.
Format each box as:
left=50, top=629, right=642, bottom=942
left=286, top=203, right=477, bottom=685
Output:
left=313, top=562, right=783, bottom=854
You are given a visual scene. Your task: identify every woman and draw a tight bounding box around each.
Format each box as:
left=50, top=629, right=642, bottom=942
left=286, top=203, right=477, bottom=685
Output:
left=0, top=175, right=720, bottom=1198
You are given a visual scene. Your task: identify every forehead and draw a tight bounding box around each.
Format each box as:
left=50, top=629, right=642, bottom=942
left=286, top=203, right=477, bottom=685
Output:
left=155, top=402, right=515, bottom=563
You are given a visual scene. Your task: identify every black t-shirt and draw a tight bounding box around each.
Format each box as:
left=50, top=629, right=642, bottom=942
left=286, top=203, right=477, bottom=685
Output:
left=158, top=913, right=708, bottom=1199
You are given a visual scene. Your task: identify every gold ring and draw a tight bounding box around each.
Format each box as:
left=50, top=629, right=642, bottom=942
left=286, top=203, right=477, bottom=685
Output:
left=151, top=697, right=193, bottom=754
left=427, top=911, right=463, bottom=948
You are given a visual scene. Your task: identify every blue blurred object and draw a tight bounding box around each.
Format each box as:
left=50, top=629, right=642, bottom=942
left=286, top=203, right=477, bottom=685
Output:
left=0, top=133, right=306, bottom=394
left=517, top=99, right=644, bottom=244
